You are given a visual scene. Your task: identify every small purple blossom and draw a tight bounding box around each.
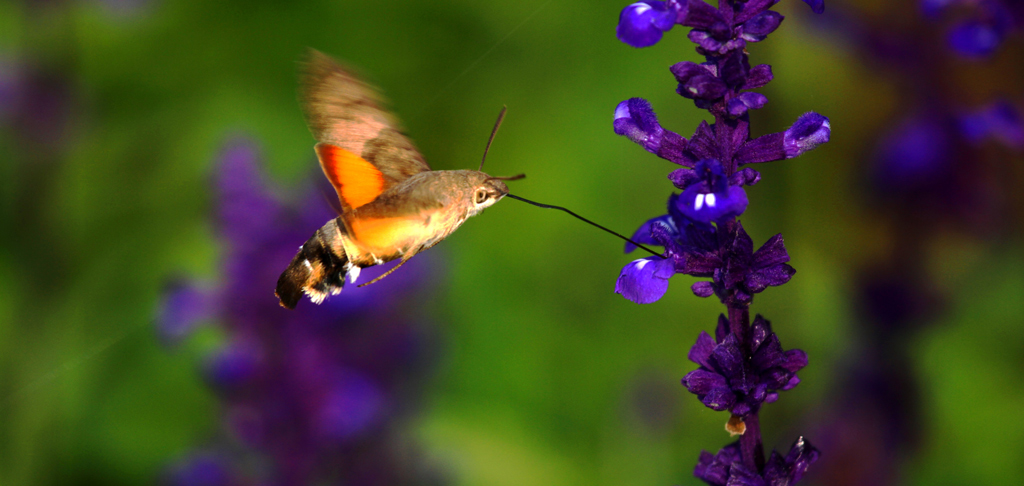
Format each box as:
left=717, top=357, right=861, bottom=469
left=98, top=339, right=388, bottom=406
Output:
left=683, top=315, right=806, bottom=414
left=674, top=159, right=749, bottom=223
left=783, top=112, right=831, bottom=158
left=695, top=437, right=820, bottom=486
left=615, top=256, right=676, bottom=304
left=620, top=195, right=793, bottom=306
left=617, top=1, right=680, bottom=48
left=614, top=98, right=690, bottom=164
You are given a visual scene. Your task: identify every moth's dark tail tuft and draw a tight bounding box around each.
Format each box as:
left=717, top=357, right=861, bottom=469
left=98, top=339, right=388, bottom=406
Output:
left=275, top=219, right=349, bottom=309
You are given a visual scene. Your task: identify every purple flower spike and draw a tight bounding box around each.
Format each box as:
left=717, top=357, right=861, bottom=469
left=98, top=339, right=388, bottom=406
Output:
left=617, top=1, right=679, bottom=48
left=615, top=256, right=675, bottom=304
left=784, top=112, right=831, bottom=158
left=947, top=20, right=1003, bottom=58
left=614, top=98, right=691, bottom=164
left=612, top=0, right=825, bottom=478
left=802, top=0, right=825, bottom=15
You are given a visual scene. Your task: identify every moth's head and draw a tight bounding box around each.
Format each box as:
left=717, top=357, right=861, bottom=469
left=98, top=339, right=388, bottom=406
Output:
left=465, top=171, right=516, bottom=215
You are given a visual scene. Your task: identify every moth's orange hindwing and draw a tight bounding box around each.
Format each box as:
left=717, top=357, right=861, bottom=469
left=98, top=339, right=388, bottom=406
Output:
left=349, top=215, right=430, bottom=255
left=316, top=143, right=385, bottom=210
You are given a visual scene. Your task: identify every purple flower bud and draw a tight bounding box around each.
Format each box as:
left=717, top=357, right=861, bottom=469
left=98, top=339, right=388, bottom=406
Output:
left=742, top=64, right=774, bottom=89
left=729, top=167, right=761, bottom=186
left=727, top=92, right=769, bottom=117
left=615, top=256, right=676, bottom=304
left=720, top=50, right=751, bottom=89
left=679, top=0, right=723, bottom=29
left=694, top=443, right=742, bottom=486
left=617, top=1, right=678, bottom=48
left=692, top=281, right=715, bottom=298
left=740, top=10, right=784, bottom=42
left=671, top=61, right=728, bottom=101
left=784, top=112, right=831, bottom=158
left=947, top=20, right=1004, bottom=58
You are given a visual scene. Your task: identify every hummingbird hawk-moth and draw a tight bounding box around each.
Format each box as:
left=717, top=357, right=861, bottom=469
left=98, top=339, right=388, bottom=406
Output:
left=275, top=50, right=520, bottom=309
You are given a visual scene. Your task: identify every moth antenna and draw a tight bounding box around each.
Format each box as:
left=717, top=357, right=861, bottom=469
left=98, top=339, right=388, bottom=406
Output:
left=479, top=105, right=507, bottom=171
left=505, top=194, right=666, bottom=259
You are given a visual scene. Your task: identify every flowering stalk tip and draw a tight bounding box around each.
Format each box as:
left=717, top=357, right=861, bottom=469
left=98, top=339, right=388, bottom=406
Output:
left=611, top=0, right=827, bottom=482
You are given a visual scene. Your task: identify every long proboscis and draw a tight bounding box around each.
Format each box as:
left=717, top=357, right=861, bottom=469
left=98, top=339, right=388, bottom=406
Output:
left=505, top=194, right=666, bottom=259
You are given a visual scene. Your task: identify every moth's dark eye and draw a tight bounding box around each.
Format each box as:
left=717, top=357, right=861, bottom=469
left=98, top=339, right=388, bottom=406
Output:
left=474, top=189, right=488, bottom=205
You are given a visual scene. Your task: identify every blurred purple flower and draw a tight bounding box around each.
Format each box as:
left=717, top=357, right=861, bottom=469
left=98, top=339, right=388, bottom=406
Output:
left=924, top=0, right=1022, bottom=58
left=960, top=100, right=1024, bottom=149
left=159, top=137, right=441, bottom=485
left=157, top=283, right=214, bottom=346
left=163, top=452, right=239, bottom=486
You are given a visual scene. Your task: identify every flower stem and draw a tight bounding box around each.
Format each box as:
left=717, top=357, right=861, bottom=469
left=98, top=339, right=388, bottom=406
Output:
left=728, top=304, right=765, bottom=472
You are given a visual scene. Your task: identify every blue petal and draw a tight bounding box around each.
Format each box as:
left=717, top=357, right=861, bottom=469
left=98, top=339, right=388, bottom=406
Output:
left=626, top=214, right=674, bottom=253
left=615, top=256, right=675, bottom=304
left=617, top=2, right=676, bottom=48
left=677, top=184, right=749, bottom=223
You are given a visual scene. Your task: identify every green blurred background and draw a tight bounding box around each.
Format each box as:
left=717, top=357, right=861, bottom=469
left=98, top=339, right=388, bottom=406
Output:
left=2, top=0, right=1023, bottom=485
